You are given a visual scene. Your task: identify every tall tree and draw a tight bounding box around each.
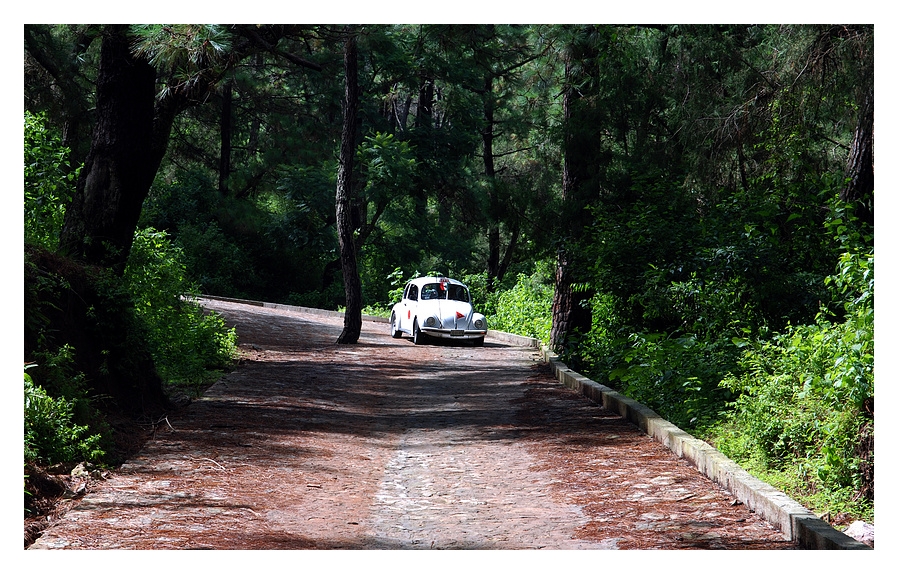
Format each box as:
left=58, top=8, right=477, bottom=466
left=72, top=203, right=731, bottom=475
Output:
left=58, top=25, right=158, bottom=272
left=336, top=28, right=363, bottom=344
left=473, top=25, right=536, bottom=288
left=440, top=24, right=544, bottom=288
left=828, top=25, right=874, bottom=226
left=53, top=25, right=324, bottom=271
left=549, top=27, right=599, bottom=353
left=218, top=79, right=233, bottom=195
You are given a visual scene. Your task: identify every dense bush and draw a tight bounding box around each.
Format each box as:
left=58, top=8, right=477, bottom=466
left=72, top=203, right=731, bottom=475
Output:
left=23, top=230, right=237, bottom=476
left=565, top=195, right=874, bottom=521
left=488, top=272, right=553, bottom=341
left=574, top=245, right=874, bottom=520
left=141, top=170, right=337, bottom=305
left=564, top=284, right=741, bottom=431
left=605, top=333, right=739, bottom=430
left=124, top=228, right=238, bottom=395
left=706, top=250, right=873, bottom=521
left=24, top=245, right=165, bottom=469
left=24, top=358, right=105, bottom=466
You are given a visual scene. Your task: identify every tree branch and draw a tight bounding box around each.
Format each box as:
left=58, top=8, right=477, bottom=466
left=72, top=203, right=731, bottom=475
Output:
left=234, top=25, right=323, bottom=72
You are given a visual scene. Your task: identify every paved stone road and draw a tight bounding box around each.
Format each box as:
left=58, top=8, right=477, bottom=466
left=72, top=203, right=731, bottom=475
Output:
left=30, top=299, right=795, bottom=550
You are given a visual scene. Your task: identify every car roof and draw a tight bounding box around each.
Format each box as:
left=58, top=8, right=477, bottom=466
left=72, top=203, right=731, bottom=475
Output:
left=408, top=276, right=467, bottom=288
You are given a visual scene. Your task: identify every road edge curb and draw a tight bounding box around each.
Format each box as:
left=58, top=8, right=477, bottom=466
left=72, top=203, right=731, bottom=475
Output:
left=540, top=347, right=869, bottom=550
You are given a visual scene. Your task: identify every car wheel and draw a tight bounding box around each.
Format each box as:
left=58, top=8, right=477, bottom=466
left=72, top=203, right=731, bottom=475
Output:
left=472, top=337, right=485, bottom=347
left=390, top=313, right=403, bottom=339
left=412, top=319, right=425, bottom=345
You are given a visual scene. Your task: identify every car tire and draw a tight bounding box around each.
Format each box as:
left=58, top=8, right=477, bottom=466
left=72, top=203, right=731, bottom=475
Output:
left=390, top=313, right=403, bottom=339
left=470, top=337, right=485, bottom=347
left=412, top=319, right=425, bottom=345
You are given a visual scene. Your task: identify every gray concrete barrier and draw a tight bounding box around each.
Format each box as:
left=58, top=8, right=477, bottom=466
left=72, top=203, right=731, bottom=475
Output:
left=199, top=295, right=390, bottom=323
left=541, top=348, right=870, bottom=550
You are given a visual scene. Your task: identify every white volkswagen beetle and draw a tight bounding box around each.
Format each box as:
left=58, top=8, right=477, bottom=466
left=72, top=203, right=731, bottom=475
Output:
left=390, top=276, right=488, bottom=346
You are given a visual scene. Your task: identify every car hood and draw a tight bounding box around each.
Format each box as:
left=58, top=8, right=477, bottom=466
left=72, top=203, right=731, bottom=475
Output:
left=418, top=299, right=476, bottom=329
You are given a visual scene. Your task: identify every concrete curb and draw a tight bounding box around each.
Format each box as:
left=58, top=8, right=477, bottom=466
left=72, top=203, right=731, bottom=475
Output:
left=198, top=295, right=390, bottom=323
left=198, top=295, right=867, bottom=549
left=540, top=347, right=870, bottom=550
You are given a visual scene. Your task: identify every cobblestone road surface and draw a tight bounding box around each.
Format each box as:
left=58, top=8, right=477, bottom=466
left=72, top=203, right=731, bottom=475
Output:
left=30, top=299, right=796, bottom=551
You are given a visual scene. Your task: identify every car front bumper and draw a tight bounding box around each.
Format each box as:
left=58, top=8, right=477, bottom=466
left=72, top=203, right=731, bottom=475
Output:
left=419, top=327, right=487, bottom=340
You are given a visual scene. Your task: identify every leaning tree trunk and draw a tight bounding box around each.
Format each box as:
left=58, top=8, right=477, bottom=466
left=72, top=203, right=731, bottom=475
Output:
left=336, top=30, right=363, bottom=344
left=59, top=25, right=158, bottom=273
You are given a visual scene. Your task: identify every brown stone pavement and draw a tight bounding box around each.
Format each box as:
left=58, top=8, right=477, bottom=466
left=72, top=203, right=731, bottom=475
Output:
left=29, top=298, right=796, bottom=551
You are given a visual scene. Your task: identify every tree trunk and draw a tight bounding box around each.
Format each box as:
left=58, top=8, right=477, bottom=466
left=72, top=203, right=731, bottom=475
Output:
left=219, top=80, right=233, bottom=195
left=416, top=78, right=433, bottom=129
left=336, top=30, right=363, bottom=344
left=59, top=25, right=158, bottom=273
left=496, top=221, right=520, bottom=283
left=550, top=253, right=594, bottom=355
left=482, top=73, right=502, bottom=290
left=550, top=42, right=594, bottom=353
left=842, top=87, right=874, bottom=227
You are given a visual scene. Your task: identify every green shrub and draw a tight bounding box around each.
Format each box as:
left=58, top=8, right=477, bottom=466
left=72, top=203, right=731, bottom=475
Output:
left=706, top=250, right=873, bottom=521
left=564, top=291, right=623, bottom=374
left=24, top=246, right=167, bottom=448
left=604, top=331, right=738, bottom=430
left=460, top=272, right=499, bottom=319
left=24, top=363, right=105, bottom=466
left=124, top=228, right=238, bottom=394
left=357, top=266, right=407, bottom=317
left=173, top=221, right=260, bottom=299
left=488, top=272, right=553, bottom=342
left=24, top=111, right=81, bottom=249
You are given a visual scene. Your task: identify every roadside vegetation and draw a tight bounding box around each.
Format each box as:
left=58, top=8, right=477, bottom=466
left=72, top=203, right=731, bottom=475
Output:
left=24, top=113, right=237, bottom=517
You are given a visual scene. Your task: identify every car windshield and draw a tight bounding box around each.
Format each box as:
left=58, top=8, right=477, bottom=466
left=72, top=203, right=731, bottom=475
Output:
left=420, top=283, right=470, bottom=302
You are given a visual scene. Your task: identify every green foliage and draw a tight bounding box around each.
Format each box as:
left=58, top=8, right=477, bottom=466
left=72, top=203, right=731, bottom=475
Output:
left=25, top=245, right=156, bottom=427
left=174, top=220, right=261, bottom=297
left=357, top=267, right=409, bottom=318
left=360, top=132, right=417, bottom=198
left=460, top=272, right=497, bottom=318
left=24, top=111, right=80, bottom=249
left=142, top=169, right=339, bottom=305
left=488, top=272, right=553, bottom=342
left=606, top=332, right=739, bottom=430
left=131, top=25, right=232, bottom=99
left=124, top=228, right=237, bottom=394
left=553, top=25, right=874, bottom=525
left=706, top=250, right=873, bottom=520
left=24, top=360, right=105, bottom=466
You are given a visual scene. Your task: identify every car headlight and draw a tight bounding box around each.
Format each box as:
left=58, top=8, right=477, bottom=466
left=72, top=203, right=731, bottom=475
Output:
left=474, top=318, right=485, bottom=329
left=424, top=317, right=436, bottom=327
